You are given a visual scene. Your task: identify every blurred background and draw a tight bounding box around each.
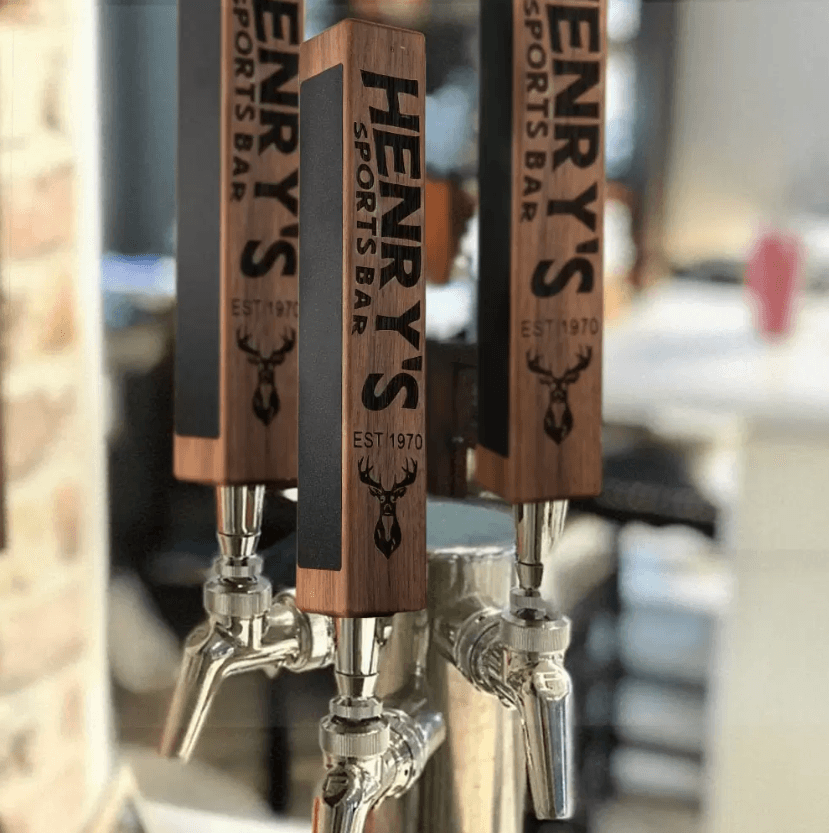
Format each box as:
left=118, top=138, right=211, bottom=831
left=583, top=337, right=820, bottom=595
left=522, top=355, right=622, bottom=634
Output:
left=3, top=0, right=829, bottom=831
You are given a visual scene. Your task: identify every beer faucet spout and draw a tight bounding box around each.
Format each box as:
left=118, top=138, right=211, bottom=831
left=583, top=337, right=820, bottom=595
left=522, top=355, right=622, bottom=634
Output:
left=160, top=617, right=246, bottom=761
left=161, top=486, right=335, bottom=760
left=513, top=658, right=572, bottom=820
left=160, top=587, right=334, bottom=761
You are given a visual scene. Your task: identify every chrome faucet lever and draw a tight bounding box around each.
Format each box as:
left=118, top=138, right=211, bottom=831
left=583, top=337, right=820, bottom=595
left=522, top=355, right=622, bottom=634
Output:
left=474, top=0, right=608, bottom=818
left=297, top=21, right=437, bottom=833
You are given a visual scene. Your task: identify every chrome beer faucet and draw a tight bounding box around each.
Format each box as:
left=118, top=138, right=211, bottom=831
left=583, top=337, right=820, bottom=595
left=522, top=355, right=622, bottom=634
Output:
left=166, top=0, right=309, bottom=764
left=469, top=0, right=608, bottom=820
left=430, top=501, right=573, bottom=820
left=506, top=501, right=573, bottom=819
left=160, top=485, right=335, bottom=760
left=314, top=618, right=445, bottom=833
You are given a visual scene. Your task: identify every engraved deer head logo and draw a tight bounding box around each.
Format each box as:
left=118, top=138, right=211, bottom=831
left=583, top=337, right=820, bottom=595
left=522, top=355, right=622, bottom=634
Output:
left=357, top=457, right=418, bottom=559
left=236, top=327, right=296, bottom=426
left=526, top=346, right=592, bottom=444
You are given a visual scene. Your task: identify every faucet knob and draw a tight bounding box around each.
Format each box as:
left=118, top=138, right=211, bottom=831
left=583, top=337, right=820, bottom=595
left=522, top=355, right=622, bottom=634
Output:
left=203, top=563, right=272, bottom=619
left=500, top=612, right=574, bottom=820
left=320, top=700, right=391, bottom=760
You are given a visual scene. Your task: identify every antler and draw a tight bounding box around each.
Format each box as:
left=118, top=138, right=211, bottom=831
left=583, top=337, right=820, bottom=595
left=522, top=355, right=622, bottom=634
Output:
left=270, top=328, right=296, bottom=362
left=358, top=457, right=382, bottom=490
left=392, top=458, right=418, bottom=491
left=236, top=328, right=262, bottom=358
left=562, top=346, right=592, bottom=383
left=526, top=351, right=554, bottom=382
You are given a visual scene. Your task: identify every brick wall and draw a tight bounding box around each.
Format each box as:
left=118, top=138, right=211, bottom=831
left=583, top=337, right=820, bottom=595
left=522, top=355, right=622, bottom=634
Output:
left=0, top=0, right=110, bottom=830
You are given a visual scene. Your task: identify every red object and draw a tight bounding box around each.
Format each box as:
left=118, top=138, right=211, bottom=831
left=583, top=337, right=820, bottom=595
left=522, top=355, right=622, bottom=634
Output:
left=745, top=231, right=802, bottom=338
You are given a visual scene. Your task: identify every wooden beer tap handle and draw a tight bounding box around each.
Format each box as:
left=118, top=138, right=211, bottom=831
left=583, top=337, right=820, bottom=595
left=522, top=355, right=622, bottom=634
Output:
left=295, top=20, right=427, bottom=617
left=174, top=0, right=303, bottom=486
left=476, top=0, right=607, bottom=504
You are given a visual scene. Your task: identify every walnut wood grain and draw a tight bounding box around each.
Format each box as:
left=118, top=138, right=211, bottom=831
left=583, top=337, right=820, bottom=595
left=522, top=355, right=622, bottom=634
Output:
left=425, top=340, right=477, bottom=498
left=476, top=0, right=606, bottom=504
left=174, top=0, right=303, bottom=486
left=295, top=19, right=427, bottom=617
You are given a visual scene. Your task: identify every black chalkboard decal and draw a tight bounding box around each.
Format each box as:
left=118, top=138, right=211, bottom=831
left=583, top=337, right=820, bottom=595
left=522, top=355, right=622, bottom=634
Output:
left=297, top=64, right=344, bottom=571
left=175, top=0, right=222, bottom=439
left=477, top=0, right=513, bottom=457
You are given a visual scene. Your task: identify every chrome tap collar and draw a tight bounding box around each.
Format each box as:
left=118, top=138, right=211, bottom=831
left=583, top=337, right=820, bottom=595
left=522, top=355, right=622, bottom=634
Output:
left=216, top=554, right=265, bottom=581
left=205, top=484, right=272, bottom=618
left=334, top=617, right=386, bottom=701
left=330, top=696, right=383, bottom=722
left=216, top=484, right=265, bottom=560
left=508, top=587, right=548, bottom=614
left=514, top=500, right=567, bottom=599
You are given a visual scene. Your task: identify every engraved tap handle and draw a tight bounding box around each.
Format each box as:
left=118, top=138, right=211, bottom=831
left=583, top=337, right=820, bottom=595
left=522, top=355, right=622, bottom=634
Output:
left=174, top=0, right=303, bottom=488
left=475, top=0, right=608, bottom=819
left=295, top=18, right=427, bottom=622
